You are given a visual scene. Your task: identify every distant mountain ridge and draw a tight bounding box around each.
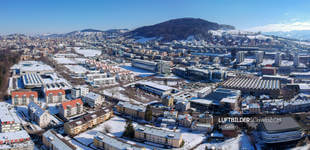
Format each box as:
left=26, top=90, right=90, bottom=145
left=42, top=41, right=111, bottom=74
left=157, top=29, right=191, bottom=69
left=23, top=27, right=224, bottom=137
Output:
left=129, top=17, right=235, bottom=41
left=264, top=30, right=310, bottom=41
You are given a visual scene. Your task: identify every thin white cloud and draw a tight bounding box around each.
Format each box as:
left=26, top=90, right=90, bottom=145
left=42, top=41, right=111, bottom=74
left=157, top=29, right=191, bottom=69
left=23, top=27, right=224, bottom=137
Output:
left=247, top=21, right=310, bottom=32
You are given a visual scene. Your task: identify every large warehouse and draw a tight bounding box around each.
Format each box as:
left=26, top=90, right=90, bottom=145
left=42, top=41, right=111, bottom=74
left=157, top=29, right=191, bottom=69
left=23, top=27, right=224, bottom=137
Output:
left=221, top=76, right=281, bottom=98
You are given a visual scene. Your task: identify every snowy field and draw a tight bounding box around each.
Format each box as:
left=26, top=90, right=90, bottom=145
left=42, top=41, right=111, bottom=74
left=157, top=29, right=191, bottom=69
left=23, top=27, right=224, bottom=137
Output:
left=75, top=48, right=102, bottom=57
left=195, top=133, right=254, bottom=150
left=102, top=87, right=131, bottom=102
left=73, top=116, right=126, bottom=146
left=120, top=65, right=155, bottom=77
left=53, top=57, right=77, bottom=64
left=176, top=128, right=206, bottom=150
left=65, top=65, right=88, bottom=74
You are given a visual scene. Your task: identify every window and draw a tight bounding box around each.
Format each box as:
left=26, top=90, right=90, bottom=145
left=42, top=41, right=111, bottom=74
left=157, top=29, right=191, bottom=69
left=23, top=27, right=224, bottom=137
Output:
left=48, top=93, right=53, bottom=103
left=22, top=95, right=27, bottom=105
left=58, top=92, right=62, bottom=102
left=76, top=103, right=81, bottom=113
left=30, top=94, right=34, bottom=102
left=14, top=95, right=19, bottom=105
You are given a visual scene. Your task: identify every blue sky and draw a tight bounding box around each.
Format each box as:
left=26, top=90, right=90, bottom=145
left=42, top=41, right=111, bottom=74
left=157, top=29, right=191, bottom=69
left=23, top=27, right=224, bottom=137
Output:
left=1, top=0, right=310, bottom=34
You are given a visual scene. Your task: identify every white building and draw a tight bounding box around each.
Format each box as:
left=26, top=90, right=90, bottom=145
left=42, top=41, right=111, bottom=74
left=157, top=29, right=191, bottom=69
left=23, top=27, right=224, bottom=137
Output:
left=84, top=92, right=103, bottom=107
left=59, top=98, right=84, bottom=118
left=71, top=85, right=89, bottom=99
left=45, top=89, right=66, bottom=104
left=236, top=51, right=245, bottom=64
left=0, top=130, right=34, bottom=150
left=28, top=102, right=51, bottom=128
left=0, top=102, right=22, bottom=133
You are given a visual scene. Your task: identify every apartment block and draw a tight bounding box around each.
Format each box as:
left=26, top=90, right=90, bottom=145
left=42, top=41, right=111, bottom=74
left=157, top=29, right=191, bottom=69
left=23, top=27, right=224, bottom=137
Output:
left=116, top=101, right=146, bottom=120
left=45, top=89, right=66, bottom=103
left=59, top=98, right=84, bottom=118
left=134, top=125, right=183, bottom=148
left=11, top=90, right=38, bottom=105
left=64, top=108, right=113, bottom=136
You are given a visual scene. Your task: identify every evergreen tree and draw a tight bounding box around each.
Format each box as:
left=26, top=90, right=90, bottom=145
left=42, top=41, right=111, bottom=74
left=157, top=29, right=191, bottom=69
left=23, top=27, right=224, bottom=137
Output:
left=123, top=120, right=135, bottom=138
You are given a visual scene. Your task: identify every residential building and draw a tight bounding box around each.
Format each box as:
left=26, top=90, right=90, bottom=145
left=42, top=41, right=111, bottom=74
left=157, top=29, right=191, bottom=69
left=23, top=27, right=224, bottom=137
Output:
left=162, top=96, right=174, bottom=107
left=0, top=102, right=22, bottom=133
left=274, top=52, right=282, bottom=67
left=175, top=100, right=190, bottom=112
left=236, top=51, right=245, bottom=63
left=0, top=130, right=34, bottom=150
left=11, top=90, right=38, bottom=106
left=83, top=92, right=103, bottom=107
left=178, top=114, right=192, bottom=128
left=71, top=85, right=89, bottom=99
left=59, top=98, right=84, bottom=118
left=94, top=132, right=145, bottom=150
left=42, top=129, right=77, bottom=150
left=191, top=121, right=213, bottom=133
left=256, top=51, right=264, bottom=64
left=64, top=108, right=113, bottom=136
left=134, top=124, right=183, bottom=148
left=116, top=101, right=146, bottom=119
left=45, top=89, right=66, bottom=103
left=28, top=101, right=51, bottom=128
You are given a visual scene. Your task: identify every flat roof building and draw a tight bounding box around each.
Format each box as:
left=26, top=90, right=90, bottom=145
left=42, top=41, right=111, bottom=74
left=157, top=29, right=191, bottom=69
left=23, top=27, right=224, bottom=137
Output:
left=222, top=76, right=280, bottom=98
left=94, top=132, right=145, bottom=150
left=259, top=117, right=303, bottom=144
left=134, top=124, right=183, bottom=148
left=42, top=129, right=76, bottom=150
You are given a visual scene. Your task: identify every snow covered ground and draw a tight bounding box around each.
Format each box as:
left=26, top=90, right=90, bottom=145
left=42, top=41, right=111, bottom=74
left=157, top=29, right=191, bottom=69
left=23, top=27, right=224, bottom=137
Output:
left=65, top=65, right=88, bottom=74
left=75, top=48, right=102, bottom=57
left=176, top=128, right=206, bottom=150
left=291, top=144, right=310, bottom=150
left=53, top=57, right=77, bottom=64
left=73, top=116, right=127, bottom=146
left=195, top=133, right=255, bottom=150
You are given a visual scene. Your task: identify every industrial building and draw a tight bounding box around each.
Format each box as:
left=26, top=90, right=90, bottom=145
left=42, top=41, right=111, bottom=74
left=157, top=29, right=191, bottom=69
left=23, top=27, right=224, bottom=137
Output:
left=259, top=117, right=303, bottom=144
left=132, top=59, right=171, bottom=75
left=173, top=67, right=227, bottom=82
left=135, top=81, right=175, bottom=97
left=190, top=88, right=241, bottom=111
left=221, top=76, right=281, bottom=98
left=10, top=61, right=54, bottom=76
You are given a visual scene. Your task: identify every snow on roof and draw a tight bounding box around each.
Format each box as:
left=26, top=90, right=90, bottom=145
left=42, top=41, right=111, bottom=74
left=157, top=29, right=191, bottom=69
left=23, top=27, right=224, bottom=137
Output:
left=0, top=130, right=30, bottom=141
left=85, top=92, right=100, bottom=100
left=137, top=81, right=174, bottom=91
left=11, top=61, right=54, bottom=72
left=134, top=124, right=182, bottom=140
left=64, top=65, right=87, bottom=74
left=0, top=102, right=21, bottom=124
